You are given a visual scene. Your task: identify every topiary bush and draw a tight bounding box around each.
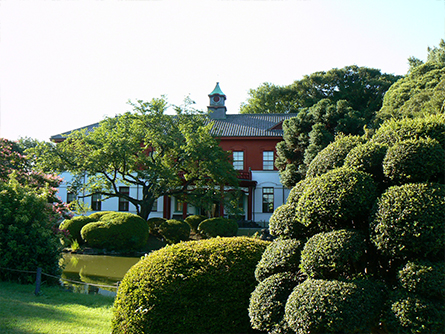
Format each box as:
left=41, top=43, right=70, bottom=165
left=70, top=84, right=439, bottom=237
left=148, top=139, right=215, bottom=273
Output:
left=249, top=272, right=302, bottom=334
left=306, top=135, right=364, bottom=178
left=296, top=167, right=377, bottom=231
left=146, top=217, right=167, bottom=237
left=397, top=260, right=445, bottom=299
left=382, top=137, right=445, bottom=184
left=250, top=115, right=445, bottom=333
left=158, top=219, right=190, bottom=244
left=370, top=182, right=445, bottom=260
left=300, top=229, right=367, bottom=279
left=197, top=217, right=238, bottom=238
left=385, top=293, right=445, bottom=334
left=268, top=204, right=307, bottom=239
left=88, top=211, right=115, bottom=221
left=372, top=114, right=445, bottom=148
left=284, top=278, right=386, bottom=334
left=59, top=215, right=96, bottom=244
left=111, top=237, right=269, bottom=334
left=80, top=212, right=149, bottom=251
left=255, top=238, right=303, bottom=282
left=343, top=141, right=388, bottom=183
left=184, top=214, right=207, bottom=232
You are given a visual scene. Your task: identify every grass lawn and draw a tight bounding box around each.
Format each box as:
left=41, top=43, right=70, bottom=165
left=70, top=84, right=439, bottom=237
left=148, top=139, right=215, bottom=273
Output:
left=0, top=281, right=114, bottom=334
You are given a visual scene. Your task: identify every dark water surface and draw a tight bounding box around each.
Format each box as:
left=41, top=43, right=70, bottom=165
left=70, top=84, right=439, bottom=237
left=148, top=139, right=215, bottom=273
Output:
left=60, top=254, right=140, bottom=296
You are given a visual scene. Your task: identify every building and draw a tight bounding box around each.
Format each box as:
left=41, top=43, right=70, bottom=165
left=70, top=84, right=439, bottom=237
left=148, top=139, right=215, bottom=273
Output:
left=52, top=83, right=294, bottom=226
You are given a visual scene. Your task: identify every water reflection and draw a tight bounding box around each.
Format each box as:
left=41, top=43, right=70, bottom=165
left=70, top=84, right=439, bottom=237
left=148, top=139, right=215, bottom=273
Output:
left=60, top=254, right=140, bottom=296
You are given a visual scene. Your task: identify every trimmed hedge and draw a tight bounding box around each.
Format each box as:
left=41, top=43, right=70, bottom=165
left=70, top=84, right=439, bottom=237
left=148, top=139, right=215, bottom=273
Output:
left=269, top=204, right=307, bottom=239
left=385, top=293, right=445, bottom=334
left=184, top=214, right=207, bottom=232
left=284, top=279, right=385, bottom=334
left=158, top=219, right=190, bottom=244
left=370, top=182, right=445, bottom=260
left=59, top=216, right=96, bottom=244
left=398, top=261, right=445, bottom=300
left=343, top=141, right=388, bottom=182
left=286, top=178, right=312, bottom=205
left=146, top=217, right=167, bottom=237
left=383, top=137, right=445, bottom=184
left=111, top=237, right=269, bottom=334
left=249, top=272, right=302, bottom=333
left=197, top=217, right=238, bottom=238
left=255, top=238, right=303, bottom=282
left=296, top=168, right=377, bottom=231
left=80, top=212, right=149, bottom=251
left=300, top=229, right=367, bottom=279
left=306, top=135, right=364, bottom=178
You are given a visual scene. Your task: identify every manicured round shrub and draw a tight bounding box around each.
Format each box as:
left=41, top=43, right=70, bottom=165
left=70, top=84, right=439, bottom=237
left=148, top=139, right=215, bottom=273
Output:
left=59, top=215, right=96, bottom=244
left=296, top=168, right=377, bottom=231
left=285, top=178, right=311, bottom=205
left=146, top=217, right=166, bottom=237
left=300, top=229, right=367, bottom=279
left=158, top=219, right=190, bottom=244
left=255, top=238, right=303, bottom=282
left=284, top=278, right=385, bottom=334
left=184, top=214, right=207, bottom=232
left=0, top=181, right=62, bottom=283
left=383, top=137, right=445, bottom=184
left=385, top=293, right=445, bottom=334
left=197, top=217, right=238, bottom=238
left=111, top=237, right=269, bottom=334
left=80, top=212, right=149, bottom=251
left=398, top=261, right=445, bottom=300
left=372, top=114, right=445, bottom=148
left=88, top=211, right=115, bottom=221
left=343, top=141, right=388, bottom=182
left=269, top=204, right=307, bottom=239
left=249, top=272, right=302, bottom=333
left=306, top=135, right=364, bottom=178
left=370, top=182, right=445, bottom=260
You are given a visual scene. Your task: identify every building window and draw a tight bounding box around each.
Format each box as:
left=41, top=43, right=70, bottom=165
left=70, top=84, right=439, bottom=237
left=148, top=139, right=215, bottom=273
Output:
left=263, top=151, right=274, bottom=170
left=67, top=192, right=76, bottom=204
left=233, top=151, right=244, bottom=170
left=262, top=187, right=274, bottom=213
left=91, top=193, right=102, bottom=211
left=152, top=198, right=158, bottom=212
left=119, top=187, right=130, bottom=211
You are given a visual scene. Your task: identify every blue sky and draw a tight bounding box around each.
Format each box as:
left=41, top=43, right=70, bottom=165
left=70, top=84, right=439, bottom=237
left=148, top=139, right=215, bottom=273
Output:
left=1, top=0, right=443, bottom=141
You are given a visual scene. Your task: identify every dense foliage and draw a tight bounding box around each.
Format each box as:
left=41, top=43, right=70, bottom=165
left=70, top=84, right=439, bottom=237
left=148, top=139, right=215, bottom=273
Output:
left=59, top=216, right=96, bottom=244
left=112, top=237, right=269, bottom=334
left=0, top=138, right=70, bottom=284
left=80, top=212, right=149, bottom=251
left=197, top=217, right=238, bottom=238
left=0, top=179, right=63, bottom=283
left=157, top=219, right=190, bottom=244
left=249, top=114, right=445, bottom=333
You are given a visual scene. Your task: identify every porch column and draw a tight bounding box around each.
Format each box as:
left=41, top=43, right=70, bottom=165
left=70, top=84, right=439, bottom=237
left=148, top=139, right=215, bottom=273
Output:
left=163, top=195, right=171, bottom=219
left=247, top=186, right=253, bottom=221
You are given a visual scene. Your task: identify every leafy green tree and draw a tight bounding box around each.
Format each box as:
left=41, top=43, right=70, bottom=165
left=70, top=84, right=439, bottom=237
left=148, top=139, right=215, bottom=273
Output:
left=377, top=40, right=445, bottom=122
left=246, top=66, right=400, bottom=187
left=29, top=98, right=239, bottom=220
left=240, top=65, right=400, bottom=116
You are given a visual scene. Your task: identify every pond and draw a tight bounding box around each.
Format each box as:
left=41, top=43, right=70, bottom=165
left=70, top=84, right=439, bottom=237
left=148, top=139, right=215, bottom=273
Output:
left=60, top=254, right=141, bottom=296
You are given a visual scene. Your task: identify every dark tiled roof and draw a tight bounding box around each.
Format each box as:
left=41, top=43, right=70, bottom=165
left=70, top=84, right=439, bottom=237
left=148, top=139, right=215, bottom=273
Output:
left=50, top=113, right=296, bottom=141
left=209, top=114, right=295, bottom=137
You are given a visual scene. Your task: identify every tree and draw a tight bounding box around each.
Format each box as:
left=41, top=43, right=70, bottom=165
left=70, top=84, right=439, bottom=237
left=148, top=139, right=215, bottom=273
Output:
left=377, top=39, right=445, bottom=122
left=30, top=97, right=239, bottom=220
left=240, top=65, right=400, bottom=116
left=243, top=66, right=400, bottom=187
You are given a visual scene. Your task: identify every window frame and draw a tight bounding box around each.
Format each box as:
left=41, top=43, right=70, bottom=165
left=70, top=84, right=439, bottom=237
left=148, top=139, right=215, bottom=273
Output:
left=262, top=187, right=274, bottom=213
left=233, top=151, right=244, bottom=171
left=263, top=151, right=274, bottom=170
left=118, top=186, right=130, bottom=212
left=91, top=193, right=102, bottom=211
